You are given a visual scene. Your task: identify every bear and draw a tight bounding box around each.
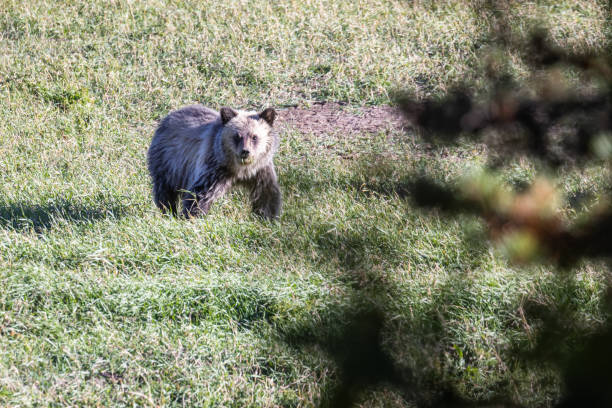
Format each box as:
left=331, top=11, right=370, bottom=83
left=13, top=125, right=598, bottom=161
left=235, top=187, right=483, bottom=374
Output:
left=147, top=104, right=281, bottom=220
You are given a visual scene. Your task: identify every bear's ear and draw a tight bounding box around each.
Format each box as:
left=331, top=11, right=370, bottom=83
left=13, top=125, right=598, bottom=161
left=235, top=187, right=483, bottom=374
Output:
left=220, top=107, right=238, bottom=124
left=259, top=108, right=276, bottom=126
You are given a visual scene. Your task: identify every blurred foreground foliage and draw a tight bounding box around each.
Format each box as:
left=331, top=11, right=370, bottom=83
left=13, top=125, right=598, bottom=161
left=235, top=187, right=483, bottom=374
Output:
left=297, top=29, right=612, bottom=408
left=398, top=31, right=612, bottom=407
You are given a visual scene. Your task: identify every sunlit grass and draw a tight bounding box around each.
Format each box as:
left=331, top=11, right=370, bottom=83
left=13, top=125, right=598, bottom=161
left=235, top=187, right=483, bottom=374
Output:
left=0, top=0, right=609, bottom=406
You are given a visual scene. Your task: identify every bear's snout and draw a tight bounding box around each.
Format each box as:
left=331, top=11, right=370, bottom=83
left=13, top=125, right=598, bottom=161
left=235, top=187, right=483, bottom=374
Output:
left=240, top=150, right=250, bottom=159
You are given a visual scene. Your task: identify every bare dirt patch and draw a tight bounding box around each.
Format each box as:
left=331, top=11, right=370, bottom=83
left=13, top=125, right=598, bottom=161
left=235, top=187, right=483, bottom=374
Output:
left=276, top=102, right=409, bottom=137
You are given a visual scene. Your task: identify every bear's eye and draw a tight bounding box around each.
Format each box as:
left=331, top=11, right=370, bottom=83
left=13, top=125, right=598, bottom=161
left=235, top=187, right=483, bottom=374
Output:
left=252, top=135, right=258, bottom=142
left=233, top=134, right=241, bottom=143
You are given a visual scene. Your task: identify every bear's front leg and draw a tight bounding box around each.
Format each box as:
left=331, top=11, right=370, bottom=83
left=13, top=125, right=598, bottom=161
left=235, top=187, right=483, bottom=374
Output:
left=182, top=191, right=212, bottom=218
left=250, top=164, right=282, bottom=220
left=182, top=177, right=232, bottom=218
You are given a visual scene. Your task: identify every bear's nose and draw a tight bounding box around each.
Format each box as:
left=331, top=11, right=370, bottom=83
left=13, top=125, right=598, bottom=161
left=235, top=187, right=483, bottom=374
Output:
left=240, top=150, right=250, bottom=159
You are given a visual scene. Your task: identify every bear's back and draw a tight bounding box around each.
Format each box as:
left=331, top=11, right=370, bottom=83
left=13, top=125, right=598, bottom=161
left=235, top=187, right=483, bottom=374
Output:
left=158, top=105, right=219, bottom=133
left=149, top=105, right=223, bottom=190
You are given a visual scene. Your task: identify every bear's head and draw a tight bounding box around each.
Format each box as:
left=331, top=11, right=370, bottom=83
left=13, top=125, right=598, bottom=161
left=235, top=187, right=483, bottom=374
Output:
left=220, top=107, right=277, bottom=168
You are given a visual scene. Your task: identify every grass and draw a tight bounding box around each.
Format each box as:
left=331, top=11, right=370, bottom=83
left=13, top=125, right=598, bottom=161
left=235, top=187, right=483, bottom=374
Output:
left=0, top=0, right=610, bottom=406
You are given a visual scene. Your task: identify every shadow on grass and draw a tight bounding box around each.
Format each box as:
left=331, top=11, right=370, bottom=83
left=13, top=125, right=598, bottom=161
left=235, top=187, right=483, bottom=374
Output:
left=278, top=162, right=491, bottom=274
left=273, top=166, right=612, bottom=406
left=280, top=156, right=413, bottom=200
left=281, top=154, right=435, bottom=202
left=0, top=195, right=130, bottom=232
left=259, top=166, right=506, bottom=405
left=276, top=273, right=527, bottom=407
left=266, top=164, right=585, bottom=406
left=509, top=284, right=612, bottom=408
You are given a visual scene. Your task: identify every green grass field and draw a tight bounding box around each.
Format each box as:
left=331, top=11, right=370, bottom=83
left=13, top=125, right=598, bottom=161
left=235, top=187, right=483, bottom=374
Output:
left=0, top=0, right=610, bottom=406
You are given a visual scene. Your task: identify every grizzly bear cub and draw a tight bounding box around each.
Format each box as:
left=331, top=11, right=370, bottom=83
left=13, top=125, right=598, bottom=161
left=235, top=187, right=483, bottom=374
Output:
left=147, top=105, right=281, bottom=220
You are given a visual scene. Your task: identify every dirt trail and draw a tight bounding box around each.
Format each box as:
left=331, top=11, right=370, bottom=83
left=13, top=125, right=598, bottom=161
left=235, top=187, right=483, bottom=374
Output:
left=276, top=102, right=409, bottom=136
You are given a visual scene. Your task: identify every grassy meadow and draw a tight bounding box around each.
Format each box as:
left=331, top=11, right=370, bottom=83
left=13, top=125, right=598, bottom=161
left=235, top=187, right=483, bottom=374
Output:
left=0, top=0, right=610, bottom=406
